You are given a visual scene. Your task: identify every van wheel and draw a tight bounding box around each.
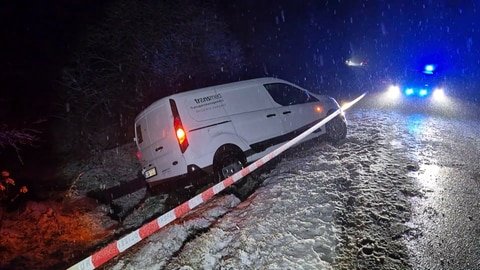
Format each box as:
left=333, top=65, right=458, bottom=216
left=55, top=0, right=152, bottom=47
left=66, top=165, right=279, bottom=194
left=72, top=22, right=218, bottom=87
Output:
left=220, top=159, right=243, bottom=179
left=326, top=110, right=347, bottom=143
left=213, top=145, right=246, bottom=182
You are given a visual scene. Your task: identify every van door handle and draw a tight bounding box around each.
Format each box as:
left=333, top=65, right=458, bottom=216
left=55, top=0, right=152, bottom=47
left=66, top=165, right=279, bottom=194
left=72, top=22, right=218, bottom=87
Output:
left=155, top=146, right=163, bottom=152
left=283, top=111, right=292, bottom=115
left=266, top=114, right=276, bottom=118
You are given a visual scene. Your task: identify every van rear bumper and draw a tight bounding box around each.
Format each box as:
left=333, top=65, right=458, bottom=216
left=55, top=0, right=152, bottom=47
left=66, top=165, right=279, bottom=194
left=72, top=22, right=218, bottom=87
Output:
left=146, top=164, right=213, bottom=191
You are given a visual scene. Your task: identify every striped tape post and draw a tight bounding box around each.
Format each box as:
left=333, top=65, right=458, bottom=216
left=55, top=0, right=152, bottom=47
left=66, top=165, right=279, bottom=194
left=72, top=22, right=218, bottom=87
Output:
left=67, top=93, right=366, bottom=270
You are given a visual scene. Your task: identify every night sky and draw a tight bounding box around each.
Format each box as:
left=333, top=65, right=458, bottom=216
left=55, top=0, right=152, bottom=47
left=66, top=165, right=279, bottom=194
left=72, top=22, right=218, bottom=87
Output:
left=0, top=0, right=109, bottom=179
left=1, top=0, right=479, bottom=177
left=2, top=1, right=479, bottom=120
left=1, top=0, right=107, bottom=123
left=220, top=1, right=479, bottom=93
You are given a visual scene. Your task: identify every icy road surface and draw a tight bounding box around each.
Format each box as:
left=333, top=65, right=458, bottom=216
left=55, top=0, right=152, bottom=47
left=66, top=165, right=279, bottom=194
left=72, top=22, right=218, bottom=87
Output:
left=109, top=105, right=480, bottom=270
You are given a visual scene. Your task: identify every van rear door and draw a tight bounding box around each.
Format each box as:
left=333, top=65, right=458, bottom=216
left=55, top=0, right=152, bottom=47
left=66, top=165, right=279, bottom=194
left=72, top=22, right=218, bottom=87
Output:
left=135, top=101, right=187, bottom=182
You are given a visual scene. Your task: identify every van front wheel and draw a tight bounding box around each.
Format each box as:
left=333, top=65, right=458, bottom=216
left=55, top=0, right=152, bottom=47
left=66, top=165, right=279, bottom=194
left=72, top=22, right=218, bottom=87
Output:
left=325, top=111, right=347, bottom=143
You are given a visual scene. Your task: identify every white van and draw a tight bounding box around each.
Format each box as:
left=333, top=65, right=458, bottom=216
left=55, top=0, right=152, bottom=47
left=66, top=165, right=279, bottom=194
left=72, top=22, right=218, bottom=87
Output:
left=134, top=77, right=346, bottom=188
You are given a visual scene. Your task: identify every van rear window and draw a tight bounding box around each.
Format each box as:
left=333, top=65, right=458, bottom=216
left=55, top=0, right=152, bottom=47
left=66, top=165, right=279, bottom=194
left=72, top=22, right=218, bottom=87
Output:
left=136, top=125, right=143, bottom=144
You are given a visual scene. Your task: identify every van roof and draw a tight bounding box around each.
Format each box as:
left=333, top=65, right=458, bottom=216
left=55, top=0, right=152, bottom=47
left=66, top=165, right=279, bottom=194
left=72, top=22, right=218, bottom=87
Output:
left=172, top=77, right=289, bottom=99
left=135, top=77, right=290, bottom=121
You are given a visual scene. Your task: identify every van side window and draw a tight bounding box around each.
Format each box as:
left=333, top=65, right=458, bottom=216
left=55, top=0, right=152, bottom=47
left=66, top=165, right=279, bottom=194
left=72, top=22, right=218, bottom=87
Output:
left=136, top=125, right=143, bottom=144
left=306, top=93, right=319, bottom=102
left=264, top=83, right=317, bottom=106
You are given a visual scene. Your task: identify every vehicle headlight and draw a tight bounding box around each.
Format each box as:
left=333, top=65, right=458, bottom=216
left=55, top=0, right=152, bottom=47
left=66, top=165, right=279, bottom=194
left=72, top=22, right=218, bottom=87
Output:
left=432, top=88, right=446, bottom=102
left=386, top=85, right=401, bottom=99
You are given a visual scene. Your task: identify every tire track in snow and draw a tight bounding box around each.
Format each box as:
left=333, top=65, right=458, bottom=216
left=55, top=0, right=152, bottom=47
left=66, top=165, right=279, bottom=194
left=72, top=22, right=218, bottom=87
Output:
left=332, top=109, right=420, bottom=270
left=110, top=108, right=422, bottom=270
left=162, top=108, right=419, bottom=269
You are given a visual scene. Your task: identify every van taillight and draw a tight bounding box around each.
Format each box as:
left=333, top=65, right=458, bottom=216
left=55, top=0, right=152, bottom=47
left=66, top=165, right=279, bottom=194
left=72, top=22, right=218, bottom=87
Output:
left=136, top=150, right=142, bottom=160
left=176, top=126, right=186, bottom=144
left=170, top=99, right=189, bottom=153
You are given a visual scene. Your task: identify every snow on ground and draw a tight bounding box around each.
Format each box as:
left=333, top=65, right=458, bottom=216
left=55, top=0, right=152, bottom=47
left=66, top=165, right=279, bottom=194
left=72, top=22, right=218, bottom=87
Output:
left=0, top=198, right=116, bottom=269
left=6, top=96, right=476, bottom=270
left=163, top=149, right=340, bottom=270
left=1, top=143, right=142, bottom=270
left=401, top=113, right=480, bottom=269
left=111, top=104, right=431, bottom=270
left=61, top=143, right=141, bottom=198
left=60, top=142, right=155, bottom=230
left=108, top=195, right=240, bottom=270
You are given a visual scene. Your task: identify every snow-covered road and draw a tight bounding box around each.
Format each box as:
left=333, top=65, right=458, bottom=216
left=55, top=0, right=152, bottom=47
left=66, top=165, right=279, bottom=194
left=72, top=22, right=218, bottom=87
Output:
left=108, top=100, right=480, bottom=270
left=403, top=112, right=480, bottom=269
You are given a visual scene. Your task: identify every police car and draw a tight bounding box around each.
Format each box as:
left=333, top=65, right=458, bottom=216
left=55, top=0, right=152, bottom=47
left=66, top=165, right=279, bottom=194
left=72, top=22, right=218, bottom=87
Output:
left=384, top=65, right=447, bottom=102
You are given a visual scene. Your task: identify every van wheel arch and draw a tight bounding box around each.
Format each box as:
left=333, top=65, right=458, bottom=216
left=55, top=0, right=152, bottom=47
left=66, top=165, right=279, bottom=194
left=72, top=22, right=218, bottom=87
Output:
left=325, top=109, right=347, bottom=142
left=213, top=144, right=246, bottom=181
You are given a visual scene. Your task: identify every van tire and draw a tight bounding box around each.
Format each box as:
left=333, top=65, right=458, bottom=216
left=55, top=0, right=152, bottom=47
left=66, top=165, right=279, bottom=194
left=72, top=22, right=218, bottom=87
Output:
left=325, top=110, right=347, bottom=143
left=213, top=144, right=246, bottom=182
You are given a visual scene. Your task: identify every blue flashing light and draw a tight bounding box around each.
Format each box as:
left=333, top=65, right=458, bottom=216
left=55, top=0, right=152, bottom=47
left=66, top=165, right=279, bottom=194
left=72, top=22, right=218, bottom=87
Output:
left=419, top=89, right=428, bottom=96
left=405, top=88, right=414, bottom=96
left=423, top=64, right=435, bottom=75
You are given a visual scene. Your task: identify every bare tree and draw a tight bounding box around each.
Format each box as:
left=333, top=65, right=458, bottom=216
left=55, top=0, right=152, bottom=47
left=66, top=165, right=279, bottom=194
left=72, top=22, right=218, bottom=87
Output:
left=57, top=0, right=244, bottom=154
left=0, top=126, right=40, bottom=164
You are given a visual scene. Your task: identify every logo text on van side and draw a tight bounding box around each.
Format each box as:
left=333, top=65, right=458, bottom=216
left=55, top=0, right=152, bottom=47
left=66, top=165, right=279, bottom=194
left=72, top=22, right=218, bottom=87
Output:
left=194, top=94, right=223, bottom=104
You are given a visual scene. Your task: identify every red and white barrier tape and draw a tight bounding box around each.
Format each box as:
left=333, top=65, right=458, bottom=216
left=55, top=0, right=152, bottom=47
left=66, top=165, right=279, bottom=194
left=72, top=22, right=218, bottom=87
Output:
left=67, top=93, right=366, bottom=270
